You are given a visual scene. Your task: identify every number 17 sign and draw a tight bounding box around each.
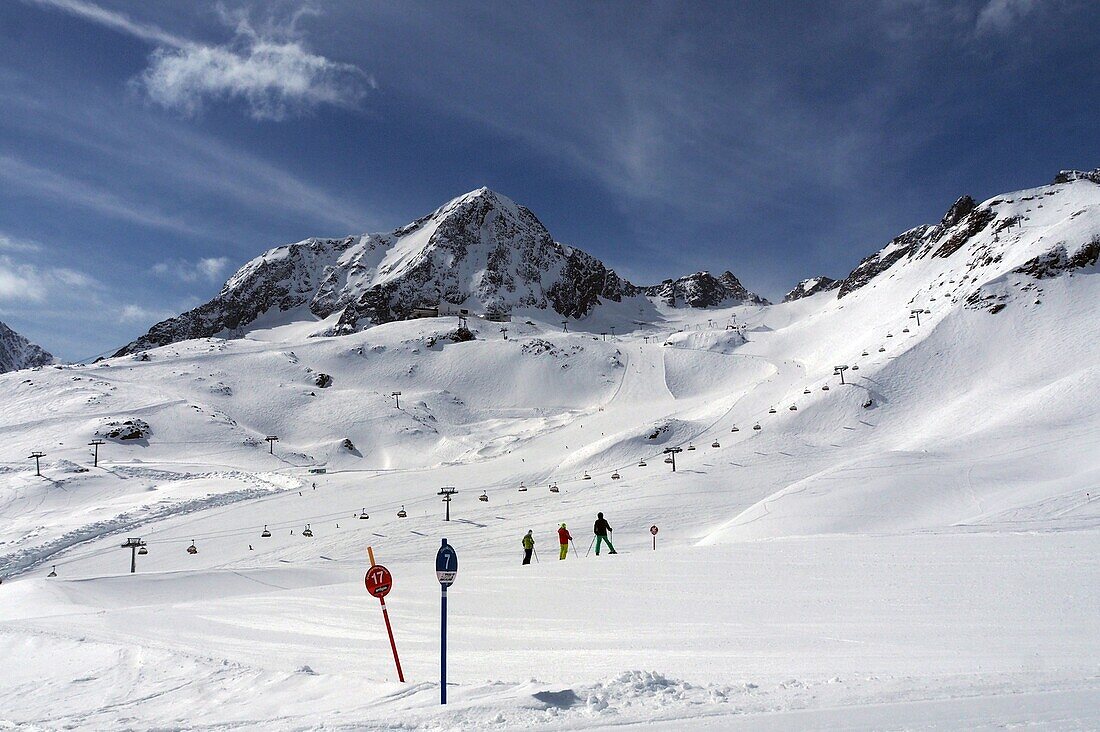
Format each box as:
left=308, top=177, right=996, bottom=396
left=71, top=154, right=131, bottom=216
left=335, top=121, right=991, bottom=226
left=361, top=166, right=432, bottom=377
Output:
left=365, top=547, right=404, bottom=683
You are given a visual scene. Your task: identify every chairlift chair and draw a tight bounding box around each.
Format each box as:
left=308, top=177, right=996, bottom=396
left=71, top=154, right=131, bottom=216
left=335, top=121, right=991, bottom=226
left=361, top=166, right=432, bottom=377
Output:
left=359, top=509, right=369, bottom=519
left=638, top=460, right=647, bottom=467
left=138, top=545, right=148, bottom=555
left=851, top=364, right=859, bottom=371
left=886, top=333, right=893, bottom=338
left=479, top=491, right=489, bottom=502
left=861, top=350, right=869, bottom=356
left=768, top=407, right=777, bottom=414
left=48, top=566, right=57, bottom=577
left=302, top=524, right=314, bottom=537
left=261, top=525, right=272, bottom=538
left=731, top=425, right=739, bottom=432
left=518, top=483, right=527, bottom=492
left=902, top=327, right=910, bottom=333
left=711, top=440, right=720, bottom=448
left=187, top=541, right=198, bottom=555
left=550, top=483, right=560, bottom=493
left=397, top=506, right=408, bottom=518
left=611, top=472, right=621, bottom=480
left=753, top=423, right=762, bottom=431
left=822, top=384, right=830, bottom=391
left=664, top=456, right=673, bottom=464
left=583, top=472, right=592, bottom=480
left=803, top=388, right=811, bottom=394
left=878, top=346, right=886, bottom=352
left=789, top=405, right=797, bottom=410
left=687, top=444, right=696, bottom=451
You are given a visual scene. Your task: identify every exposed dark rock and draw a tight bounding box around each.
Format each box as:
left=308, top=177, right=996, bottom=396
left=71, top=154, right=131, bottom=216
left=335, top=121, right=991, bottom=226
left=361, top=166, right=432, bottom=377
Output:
left=1053, top=169, right=1100, bottom=185
left=930, top=207, right=996, bottom=259
left=314, top=373, right=333, bottom=388
left=783, top=277, right=839, bottom=302
left=1014, top=236, right=1100, bottom=278
left=937, top=196, right=977, bottom=232
left=98, top=419, right=151, bottom=441
left=642, top=271, right=769, bottom=307
left=449, top=326, right=476, bottom=343
left=837, top=225, right=930, bottom=298
left=0, top=320, right=54, bottom=374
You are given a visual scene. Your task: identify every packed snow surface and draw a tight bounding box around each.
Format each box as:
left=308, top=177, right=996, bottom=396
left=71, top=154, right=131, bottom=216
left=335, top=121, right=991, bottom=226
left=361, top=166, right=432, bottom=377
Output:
left=1, top=176, right=1099, bottom=729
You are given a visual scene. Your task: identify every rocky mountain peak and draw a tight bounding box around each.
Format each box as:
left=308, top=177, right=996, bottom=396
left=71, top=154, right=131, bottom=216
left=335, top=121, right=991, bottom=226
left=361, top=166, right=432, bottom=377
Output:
left=1053, top=169, right=1100, bottom=185
left=0, top=320, right=54, bottom=373
left=115, top=189, right=636, bottom=355
left=643, top=270, right=769, bottom=308
left=939, top=195, right=977, bottom=230
left=783, top=276, right=839, bottom=302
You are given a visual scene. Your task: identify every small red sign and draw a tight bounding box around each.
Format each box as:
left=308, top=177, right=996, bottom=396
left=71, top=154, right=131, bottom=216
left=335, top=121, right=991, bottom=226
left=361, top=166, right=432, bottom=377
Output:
left=365, top=564, right=393, bottom=598
left=650, top=525, right=659, bottom=535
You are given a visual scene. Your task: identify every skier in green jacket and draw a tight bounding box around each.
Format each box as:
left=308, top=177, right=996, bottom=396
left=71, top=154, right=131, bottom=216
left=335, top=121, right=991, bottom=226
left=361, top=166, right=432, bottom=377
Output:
left=522, top=529, right=535, bottom=565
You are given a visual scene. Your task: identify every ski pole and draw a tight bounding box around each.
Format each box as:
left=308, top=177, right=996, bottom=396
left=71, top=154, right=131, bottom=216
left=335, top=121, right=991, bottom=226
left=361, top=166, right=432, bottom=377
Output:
left=532, top=547, right=539, bottom=564
left=569, top=539, right=580, bottom=557
left=586, top=536, right=595, bottom=557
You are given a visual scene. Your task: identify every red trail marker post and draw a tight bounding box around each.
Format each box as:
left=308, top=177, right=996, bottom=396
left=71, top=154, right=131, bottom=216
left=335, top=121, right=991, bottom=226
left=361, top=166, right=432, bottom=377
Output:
left=365, top=546, right=404, bottom=682
left=650, top=524, right=659, bottom=551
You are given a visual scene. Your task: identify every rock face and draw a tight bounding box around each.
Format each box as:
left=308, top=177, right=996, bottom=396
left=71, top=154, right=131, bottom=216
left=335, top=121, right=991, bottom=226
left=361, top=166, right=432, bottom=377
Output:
left=116, top=188, right=638, bottom=355
left=0, top=320, right=54, bottom=373
left=1053, top=169, right=1100, bottom=185
left=643, top=271, right=769, bottom=308
left=783, top=276, right=839, bottom=302
left=836, top=169, right=1100, bottom=312
left=837, top=225, right=931, bottom=298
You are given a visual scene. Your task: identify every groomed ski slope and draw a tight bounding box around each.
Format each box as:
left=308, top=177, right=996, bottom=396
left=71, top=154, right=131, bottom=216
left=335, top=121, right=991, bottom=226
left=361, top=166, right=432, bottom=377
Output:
left=2, top=187, right=1100, bottom=727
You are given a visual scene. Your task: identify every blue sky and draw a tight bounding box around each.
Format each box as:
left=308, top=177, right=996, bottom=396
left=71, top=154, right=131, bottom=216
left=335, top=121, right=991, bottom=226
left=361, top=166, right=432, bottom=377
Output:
left=0, top=0, right=1097, bottom=360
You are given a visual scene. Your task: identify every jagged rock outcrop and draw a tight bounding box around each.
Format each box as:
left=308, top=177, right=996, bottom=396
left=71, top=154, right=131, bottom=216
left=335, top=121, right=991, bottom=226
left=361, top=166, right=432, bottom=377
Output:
left=1014, top=236, right=1100, bottom=279
left=837, top=225, right=930, bottom=298
left=839, top=169, right=1100, bottom=307
left=1053, top=169, right=1100, bottom=185
left=115, top=189, right=637, bottom=355
left=0, top=320, right=54, bottom=373
left=783, top=277, right=839, bottom=302
left=643, top=271, right=769, bottom=308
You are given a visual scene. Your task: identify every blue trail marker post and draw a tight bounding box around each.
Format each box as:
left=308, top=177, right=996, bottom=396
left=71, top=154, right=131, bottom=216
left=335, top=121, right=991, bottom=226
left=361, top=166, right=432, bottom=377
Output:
left=436, top=538, right=458, bottom=705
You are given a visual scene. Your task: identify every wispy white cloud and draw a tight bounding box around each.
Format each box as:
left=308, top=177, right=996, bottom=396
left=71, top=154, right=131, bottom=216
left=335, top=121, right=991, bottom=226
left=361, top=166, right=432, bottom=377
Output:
left=0, top=154, right=209, bottom=236
left=0, top=253, right=98, bottom=303
left=119, top=303, right=172, bottom=323
left=139, top=36, right=368, bottom=121
left=152, top=256, right=231, bottom=284
left=975, top=0, right=1038, bottom=34
left=0, top=232, right=43, bottom=253
left=27, top=0, right=369, bottom=120
left=26, top=0, right=188, bottom=47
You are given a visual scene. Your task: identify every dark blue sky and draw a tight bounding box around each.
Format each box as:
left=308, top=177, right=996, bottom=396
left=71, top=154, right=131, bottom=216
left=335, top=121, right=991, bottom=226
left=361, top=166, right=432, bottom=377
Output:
left=1, top=0, right=1097, bottom=359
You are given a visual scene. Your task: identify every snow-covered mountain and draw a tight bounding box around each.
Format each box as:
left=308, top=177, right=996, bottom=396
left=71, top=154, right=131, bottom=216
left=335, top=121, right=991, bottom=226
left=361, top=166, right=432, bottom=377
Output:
left=783, top=276, right=838, bottom=302
left=2, top=169, right=1099, bottom=729
left=642, top=270, right=769, bottom=308
left=833, top=172, right=1099, bottom=308
left=115, top=188, right=639, bottom=355
left=0, top=320, right=53, bottom=373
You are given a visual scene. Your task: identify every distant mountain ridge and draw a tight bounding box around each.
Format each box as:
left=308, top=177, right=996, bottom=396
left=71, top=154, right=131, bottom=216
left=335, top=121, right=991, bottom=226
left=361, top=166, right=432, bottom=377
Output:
left=115, top=169, right=1099, bottom=356
left=783, top=277, right=839, bottom=302
left=0, top=320, right=54, bottom=373
left=643, top=271, right=769, bottom=308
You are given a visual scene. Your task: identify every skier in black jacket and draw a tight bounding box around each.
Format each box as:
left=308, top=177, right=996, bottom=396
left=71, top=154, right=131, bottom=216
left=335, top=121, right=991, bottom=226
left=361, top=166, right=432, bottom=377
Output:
left=593, top=512, right=617, bottom=555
